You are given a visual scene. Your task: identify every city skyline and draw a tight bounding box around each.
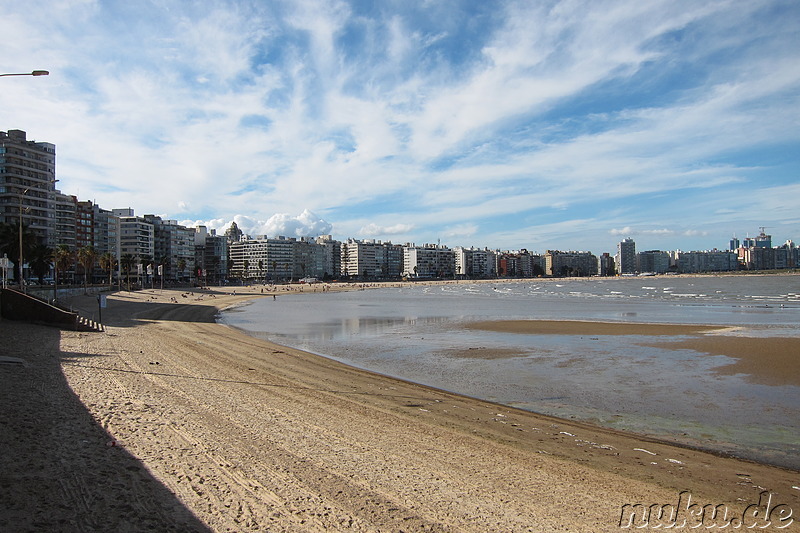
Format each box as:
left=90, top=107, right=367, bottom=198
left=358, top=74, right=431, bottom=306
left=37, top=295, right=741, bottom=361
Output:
left=2, top=1, right=798, bottom=253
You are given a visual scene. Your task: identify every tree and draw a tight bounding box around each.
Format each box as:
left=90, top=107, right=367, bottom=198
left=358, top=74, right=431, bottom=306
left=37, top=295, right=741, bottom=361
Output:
left=99, top=252, right=116, bottom=287
left=120, top=253, right=135, bottom=291
left=77, top=246, right=98, bottom=294
left=177, top=258, right=187, bottom=282
left=258, top=260, right=264, bottom=283
left=28, top=243, right=53, bottom=284
left=243, top=259, right=250, bottom=282
left=53, top=245, right=74, bottom=297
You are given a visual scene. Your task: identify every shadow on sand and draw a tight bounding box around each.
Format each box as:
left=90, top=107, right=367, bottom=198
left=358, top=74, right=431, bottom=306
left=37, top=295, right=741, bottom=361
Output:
left=0, top=322, right=211, bottom=532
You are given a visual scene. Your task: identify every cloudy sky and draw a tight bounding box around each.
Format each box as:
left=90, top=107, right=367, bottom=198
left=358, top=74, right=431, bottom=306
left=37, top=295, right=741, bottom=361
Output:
left=2, top=0, right=798, bottom=253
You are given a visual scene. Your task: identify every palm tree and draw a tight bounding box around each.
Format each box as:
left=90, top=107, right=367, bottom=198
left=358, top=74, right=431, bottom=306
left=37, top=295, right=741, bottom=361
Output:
left=177, top=258, right=186, bottom=282
left=53, top=244, right=74, bottom=298
left=258, top=259, right=264, bottom=283
left=120, top=253, right=135, bottom=291
left=28, top=243, right=53, bottom=285
left=243, top=259, right=250, bottom=283
left=99, top=252, right=116, bottom=287
left=77, top=246, right=97, bottom=294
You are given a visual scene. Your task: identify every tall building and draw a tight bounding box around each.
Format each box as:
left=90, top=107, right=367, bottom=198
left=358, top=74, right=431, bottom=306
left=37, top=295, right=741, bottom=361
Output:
left=677, top=251, right=738, bottom=273
left=454, top=247, right=496, bottom=278
left=544, top=250, right=598, bottom=277
left=0, top=129, right=57, bottom=246
left=143, top=215, right=195, bottom=281
left=229, top=237, right=295, bottom=281
left=315, top=235, right=341, bottom=279
left=617, top=238, right=636, bottom=274
left=636, top=250, right=671, bottom=274
left=341, top=239, right=403, bottom=279
left=403, top=244, right=454, bottom=278
left=194, top=226, right=229, bottom=285
left=597, top=252, right=615, bottom=276
left=225, top=221, right=243, bottom=243
left=54, top=192, right=77, bottom=250
left=743, top=228, right=771, bottom=249
left=113, top=208, right=154, bottom=261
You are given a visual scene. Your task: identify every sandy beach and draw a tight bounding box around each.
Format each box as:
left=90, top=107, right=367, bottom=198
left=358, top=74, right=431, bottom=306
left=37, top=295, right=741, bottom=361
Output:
left=1, top=285, right=798, bottom=531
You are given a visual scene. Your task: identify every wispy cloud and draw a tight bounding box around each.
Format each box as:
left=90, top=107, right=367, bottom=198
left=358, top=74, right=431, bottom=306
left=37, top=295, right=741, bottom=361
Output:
left=2, top=0, right=798, bottom=253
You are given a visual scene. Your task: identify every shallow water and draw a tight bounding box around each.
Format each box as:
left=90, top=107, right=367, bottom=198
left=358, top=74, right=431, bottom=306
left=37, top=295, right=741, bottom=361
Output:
left=220, top=276, right=800, bottom=469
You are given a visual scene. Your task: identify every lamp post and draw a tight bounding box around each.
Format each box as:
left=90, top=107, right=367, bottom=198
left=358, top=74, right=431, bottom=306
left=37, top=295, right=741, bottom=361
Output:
left=0, top=70, right=49, bottom=78
left=18, top=188, right=30, bottom=292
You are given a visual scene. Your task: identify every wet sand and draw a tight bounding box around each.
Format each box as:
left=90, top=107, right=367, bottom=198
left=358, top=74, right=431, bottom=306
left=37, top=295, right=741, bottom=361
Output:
left=466, top=319, right=726, bottom=336
left=654, top=336, right=800, bottom=387
left=2, top=286, right=798, bottom=531
left=468, top=318, right=800, bottom=387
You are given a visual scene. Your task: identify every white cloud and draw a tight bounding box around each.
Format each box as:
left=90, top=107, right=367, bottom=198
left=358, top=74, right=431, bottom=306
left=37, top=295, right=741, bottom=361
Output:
left=442, top=223, right=478, bottom=239
left=358, top=223, right=415, bottom=237
left=610, top=227, right=636, bottom=236
left=2, top=1, right=798, bottom=254
left=183, top=210, right=332, bottom=238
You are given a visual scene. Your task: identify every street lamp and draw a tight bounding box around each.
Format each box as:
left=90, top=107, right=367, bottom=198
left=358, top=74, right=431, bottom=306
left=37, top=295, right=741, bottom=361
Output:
left=0, top=70, right=49, bottom=77
left=18, top=188, right=30, bottom=292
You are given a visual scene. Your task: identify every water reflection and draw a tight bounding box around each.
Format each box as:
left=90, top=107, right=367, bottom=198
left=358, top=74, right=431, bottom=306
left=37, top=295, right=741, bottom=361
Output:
left=268, top=316, right=454, bottom=342
left=222, top=276, right=800, bottom=468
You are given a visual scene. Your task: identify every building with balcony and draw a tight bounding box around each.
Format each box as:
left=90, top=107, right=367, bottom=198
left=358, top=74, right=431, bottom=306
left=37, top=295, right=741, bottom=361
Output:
left=229, top=237, right=296, bottom=282
left=341, top=239, right=403, bottom=279
left=143, top=215, right=195, bottom=282
left=676, top=250, right=738, bottom=273
left=616, top=238, right=636, bottom=274
left=454, top=247, right=496, bottom=278
left=194, top=226, right=228, bottom=285
left=403, top=244, right=454, bottom=278
left=113, top=208, right=154, bottom=261
left=636, top=250, right=671, bottom=274
left=544, top=250, right=598, bottom=277
left=0, top=129, right=57, bottom=246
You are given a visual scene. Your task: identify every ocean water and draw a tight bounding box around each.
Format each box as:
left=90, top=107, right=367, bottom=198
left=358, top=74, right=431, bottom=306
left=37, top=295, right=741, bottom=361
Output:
left=220, top=275, right=800, bottom=469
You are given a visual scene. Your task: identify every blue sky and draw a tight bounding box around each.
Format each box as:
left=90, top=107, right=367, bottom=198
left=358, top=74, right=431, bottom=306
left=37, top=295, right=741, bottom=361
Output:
left=2, top=0, right=798, bottom=254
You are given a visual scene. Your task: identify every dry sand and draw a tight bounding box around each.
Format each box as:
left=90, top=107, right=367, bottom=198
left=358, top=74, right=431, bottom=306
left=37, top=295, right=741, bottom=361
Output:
left=1, top=286, right=798, bottom=532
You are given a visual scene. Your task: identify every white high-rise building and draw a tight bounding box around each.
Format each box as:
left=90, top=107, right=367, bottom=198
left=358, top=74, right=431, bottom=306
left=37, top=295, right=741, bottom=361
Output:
left=617, top=238, right=636, bottom=274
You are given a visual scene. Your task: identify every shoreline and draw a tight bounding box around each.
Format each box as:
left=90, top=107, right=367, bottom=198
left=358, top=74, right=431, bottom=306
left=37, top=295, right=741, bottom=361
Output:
left=3, top=285, right=799, bottom=531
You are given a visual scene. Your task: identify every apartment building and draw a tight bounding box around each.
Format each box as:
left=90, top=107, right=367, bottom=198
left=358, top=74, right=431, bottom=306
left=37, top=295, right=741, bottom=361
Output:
left=0, top=129, right=57, bottom=246
left=616, top=238, right=636, bottom=274
left=54, top=192, right=77, bottom=250
left=676, top=250, right=738, bottom=273
left=315, top=235, right=341, bottom=279
left=544, top=250, right=598, bottom=277
left=113, top=208, right=155, bottom=260
left=597, top=252, right=615, bottom=276
left=454, top=247, right=497, bottom=278
left=143, top=215, right=195, bottom=281
left=341, top=239, right=403, bottom=279
left=194, top=226, right=228, bottom=285
left=636, top=250, right=671, bottom=274
left=403, top=244, right=454, bottom=278
left=229, top=237, right=296, bottom=281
